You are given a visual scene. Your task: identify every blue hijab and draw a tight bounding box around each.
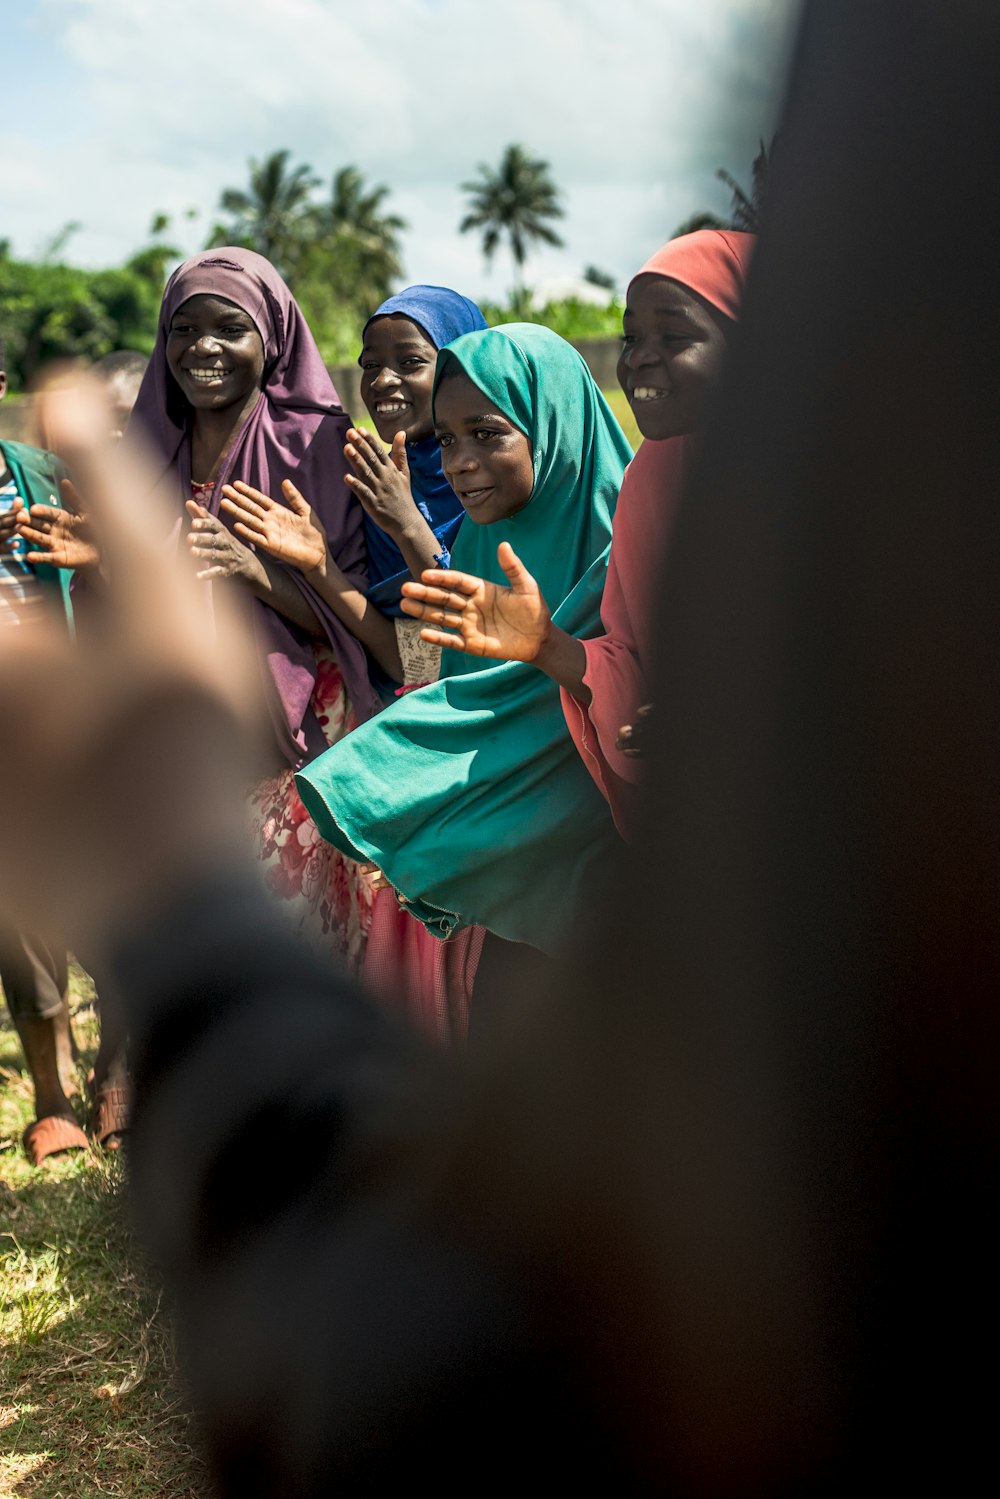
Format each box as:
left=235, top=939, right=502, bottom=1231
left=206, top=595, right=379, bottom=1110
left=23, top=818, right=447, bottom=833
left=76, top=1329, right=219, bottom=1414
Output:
left=361, top=286, right=487, bottom=613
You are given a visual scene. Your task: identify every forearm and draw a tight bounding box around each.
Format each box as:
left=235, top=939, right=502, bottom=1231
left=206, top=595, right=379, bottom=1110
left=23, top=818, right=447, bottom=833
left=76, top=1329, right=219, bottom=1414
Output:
left=307, top=555, right=403, bottom=680
left=392, top=512, right=444, bottom=584
left=247, top=555, right=326, bottom=637
left=535, top=626, right=591, bottom=703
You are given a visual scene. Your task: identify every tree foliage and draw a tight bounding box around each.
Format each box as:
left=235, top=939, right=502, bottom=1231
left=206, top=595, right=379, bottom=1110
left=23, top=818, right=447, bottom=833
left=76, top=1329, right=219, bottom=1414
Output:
left=206, top=155, right=408, bottom=361
left=460, top=144, right=564, bottom=288
left=0, top=241, right=175, bottom=387
left=674, top=140, right=774, bottom=238
left=207, top=149, right=319, bottom=277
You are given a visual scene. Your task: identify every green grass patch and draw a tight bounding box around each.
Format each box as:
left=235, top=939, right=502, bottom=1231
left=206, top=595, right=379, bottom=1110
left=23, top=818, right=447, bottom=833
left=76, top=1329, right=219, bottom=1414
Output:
left=602, top=388, right=641, bottom=453
left=1, top=967, right=208, bottom=1497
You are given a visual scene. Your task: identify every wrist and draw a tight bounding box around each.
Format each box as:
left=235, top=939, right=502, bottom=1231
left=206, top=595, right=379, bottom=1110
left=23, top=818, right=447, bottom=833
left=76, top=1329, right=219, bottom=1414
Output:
left=304, top=544, right=330, bottom=583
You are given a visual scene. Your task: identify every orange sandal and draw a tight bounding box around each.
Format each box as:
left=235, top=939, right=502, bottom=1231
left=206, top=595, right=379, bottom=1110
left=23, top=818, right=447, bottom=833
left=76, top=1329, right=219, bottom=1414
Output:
left=89, top=1085, right=132, bottom=1149
left=23, top=1114, right=92, bottom=1166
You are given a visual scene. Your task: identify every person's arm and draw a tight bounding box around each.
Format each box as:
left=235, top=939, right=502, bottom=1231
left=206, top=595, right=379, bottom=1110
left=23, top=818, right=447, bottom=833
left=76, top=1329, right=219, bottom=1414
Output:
left=220, top=480, right=402, bottom=679
left=344, top=426, right=442, bottom=582
left=400, top=541, right=592, bottom=702
left=0, top=380, right=533, bottom=1494
left=186, top=499, right=325, bottom=639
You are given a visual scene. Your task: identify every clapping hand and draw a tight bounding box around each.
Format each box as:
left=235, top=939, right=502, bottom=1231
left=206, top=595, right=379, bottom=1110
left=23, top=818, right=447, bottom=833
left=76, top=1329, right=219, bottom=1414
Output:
left=18, top=483, right=102, bottom=571
left=220, top=479, right=328, bottom=575
left=344, top=426, right=420, bottom=536
left=401, top=541, right=552, bottom=662
left=186, top=501, right=268, bottom=585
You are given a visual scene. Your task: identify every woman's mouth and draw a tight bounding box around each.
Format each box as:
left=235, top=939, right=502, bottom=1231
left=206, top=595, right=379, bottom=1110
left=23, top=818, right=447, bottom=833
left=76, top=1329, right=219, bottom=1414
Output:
left=458, top=485, right=494, bottom=508
left=186, top=368, right=232, bottom=385
left=374, top=399, right=411, bottom=417
left=631, top=386, right=669, bottom=403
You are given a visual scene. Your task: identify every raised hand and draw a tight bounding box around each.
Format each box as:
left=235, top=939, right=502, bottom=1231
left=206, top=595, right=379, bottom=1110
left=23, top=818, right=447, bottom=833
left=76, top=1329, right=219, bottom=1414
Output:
left=185, top=500, right=268, bottom=585
left=616, top=703, right=653, bottom=758
left=400, top=541, right=552, bottom=661
left=18, top=483, right=102, bottom=571
left=0, top=376, right=265, bottom=949
left=344, top=426, right=421, bottom=537
left=220, top=479, right=329, bottom=574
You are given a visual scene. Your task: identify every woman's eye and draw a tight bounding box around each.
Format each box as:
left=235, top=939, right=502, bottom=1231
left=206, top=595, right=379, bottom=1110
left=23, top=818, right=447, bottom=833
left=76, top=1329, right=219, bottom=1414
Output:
left=436, top=433, right=453, bottom=448
left=475, top=428, right=499, bottom=442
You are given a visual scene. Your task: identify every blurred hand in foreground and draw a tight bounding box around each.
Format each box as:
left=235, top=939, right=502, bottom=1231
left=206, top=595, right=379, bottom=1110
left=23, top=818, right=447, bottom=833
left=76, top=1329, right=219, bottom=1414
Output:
left=0, top=376, right=266, bottom=952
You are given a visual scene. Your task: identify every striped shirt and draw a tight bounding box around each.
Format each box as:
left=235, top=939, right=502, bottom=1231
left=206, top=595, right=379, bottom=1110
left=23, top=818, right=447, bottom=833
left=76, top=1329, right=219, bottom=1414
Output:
left=0, top=470, right=46, bottom=628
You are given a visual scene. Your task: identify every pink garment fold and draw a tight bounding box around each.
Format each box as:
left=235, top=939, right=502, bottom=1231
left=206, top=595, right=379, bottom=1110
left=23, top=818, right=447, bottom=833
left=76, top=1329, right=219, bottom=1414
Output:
left=561, top=437, right=695, bottom=837
left=361, top=891, right=485, bottom=1044
left=561, top=228, right=755, bottom=839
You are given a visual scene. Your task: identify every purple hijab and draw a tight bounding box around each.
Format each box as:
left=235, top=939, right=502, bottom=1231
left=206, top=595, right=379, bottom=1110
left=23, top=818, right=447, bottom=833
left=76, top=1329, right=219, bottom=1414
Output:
left=130, top=247, right=375, bottom=767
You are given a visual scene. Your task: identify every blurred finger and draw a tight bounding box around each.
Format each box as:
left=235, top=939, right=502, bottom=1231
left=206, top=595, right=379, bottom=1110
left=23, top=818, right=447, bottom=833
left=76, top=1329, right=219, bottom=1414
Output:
left=59, top=478, right=85, bottom=515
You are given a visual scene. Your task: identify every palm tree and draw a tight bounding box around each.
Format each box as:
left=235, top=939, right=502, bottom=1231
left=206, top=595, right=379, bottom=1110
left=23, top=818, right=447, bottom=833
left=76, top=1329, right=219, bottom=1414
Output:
left=715, top=139, right=773, bottom=233
left=672, top=140, right=775, bottom=240
left=318, top=166, right=406, bottom=304
left=208, top=149, right=319, bottom=278
left=460, top=144, right=565, bottom=290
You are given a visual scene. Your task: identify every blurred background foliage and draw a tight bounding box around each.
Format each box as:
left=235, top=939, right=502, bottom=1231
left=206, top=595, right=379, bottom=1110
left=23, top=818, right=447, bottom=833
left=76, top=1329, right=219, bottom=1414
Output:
left=0, top=144, right=768, bottom=387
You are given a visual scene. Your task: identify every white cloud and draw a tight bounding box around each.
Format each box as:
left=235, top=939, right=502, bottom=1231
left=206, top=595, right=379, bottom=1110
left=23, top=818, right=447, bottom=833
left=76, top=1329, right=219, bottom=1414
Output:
left=4, top=0, right=797, bottom=295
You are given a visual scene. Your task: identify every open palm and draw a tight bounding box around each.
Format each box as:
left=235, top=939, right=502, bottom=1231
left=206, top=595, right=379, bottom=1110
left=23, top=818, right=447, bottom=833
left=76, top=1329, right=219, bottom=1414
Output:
left=18, top=488, right=102, bottom=572
left=400, top=541, right=551, bottom=661
left=220, top=479, right=328, bottom=574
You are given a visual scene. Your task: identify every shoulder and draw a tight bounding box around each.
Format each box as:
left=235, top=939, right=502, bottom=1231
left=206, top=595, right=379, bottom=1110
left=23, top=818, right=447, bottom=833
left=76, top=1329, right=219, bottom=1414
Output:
left=1, top=439, right=68, bottom=488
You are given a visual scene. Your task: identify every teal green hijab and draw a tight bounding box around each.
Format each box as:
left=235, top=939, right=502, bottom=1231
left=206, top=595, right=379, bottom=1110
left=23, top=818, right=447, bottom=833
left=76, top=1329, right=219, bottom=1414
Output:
left=295, top=324, right=632, bottom=952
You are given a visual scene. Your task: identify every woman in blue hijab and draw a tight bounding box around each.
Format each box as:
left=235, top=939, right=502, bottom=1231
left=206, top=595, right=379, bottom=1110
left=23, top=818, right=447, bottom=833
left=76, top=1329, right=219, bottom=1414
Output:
left=223, top=285, right=486, bottom=686
left=353, top=285, right=487, bottom=612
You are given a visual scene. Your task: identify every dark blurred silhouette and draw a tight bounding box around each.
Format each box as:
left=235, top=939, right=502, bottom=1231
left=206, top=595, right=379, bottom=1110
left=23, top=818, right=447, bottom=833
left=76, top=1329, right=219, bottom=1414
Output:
left=0, top=0, right=997, bottom=1491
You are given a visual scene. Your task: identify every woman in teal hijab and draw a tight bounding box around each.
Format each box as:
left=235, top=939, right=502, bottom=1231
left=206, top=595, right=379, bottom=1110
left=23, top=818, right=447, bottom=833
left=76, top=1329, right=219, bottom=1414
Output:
left=295, top=324, right=632, bottom=954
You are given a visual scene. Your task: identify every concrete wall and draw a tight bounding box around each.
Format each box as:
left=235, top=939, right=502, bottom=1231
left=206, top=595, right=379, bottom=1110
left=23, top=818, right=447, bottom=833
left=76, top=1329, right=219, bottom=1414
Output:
left=0, top=339, right=623, bottom=444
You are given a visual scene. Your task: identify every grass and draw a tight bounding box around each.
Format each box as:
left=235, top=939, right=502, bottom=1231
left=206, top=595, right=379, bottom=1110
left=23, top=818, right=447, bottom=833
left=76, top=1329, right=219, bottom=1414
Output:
left=0, top=967, right=208, bottom=1498
left=602, top=387, right=641, bottom=453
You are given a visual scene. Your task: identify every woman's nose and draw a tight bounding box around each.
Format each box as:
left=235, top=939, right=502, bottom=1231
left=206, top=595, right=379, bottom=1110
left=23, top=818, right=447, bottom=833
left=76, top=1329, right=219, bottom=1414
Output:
left=443, top=442, right=476, bottom=474
left=371, top=367, right=400, bottom=392
left=623, top=336, right=654, bottom=370
left=193, top=332, right=222, bottom=355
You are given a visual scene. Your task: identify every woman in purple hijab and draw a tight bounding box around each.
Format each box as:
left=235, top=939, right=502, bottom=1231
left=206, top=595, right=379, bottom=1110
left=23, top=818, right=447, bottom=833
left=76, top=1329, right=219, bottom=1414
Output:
left=130, top=248, right=377, bottom=966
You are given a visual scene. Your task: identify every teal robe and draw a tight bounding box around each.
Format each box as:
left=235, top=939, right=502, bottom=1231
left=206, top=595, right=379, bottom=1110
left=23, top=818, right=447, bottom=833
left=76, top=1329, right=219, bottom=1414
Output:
left=296, top=325, right=631, bottom=953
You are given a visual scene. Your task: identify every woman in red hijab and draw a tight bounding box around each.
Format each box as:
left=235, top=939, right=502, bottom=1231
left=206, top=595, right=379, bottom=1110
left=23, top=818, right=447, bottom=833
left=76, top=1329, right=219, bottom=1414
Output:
left=401, top=230, right=754, bottom=837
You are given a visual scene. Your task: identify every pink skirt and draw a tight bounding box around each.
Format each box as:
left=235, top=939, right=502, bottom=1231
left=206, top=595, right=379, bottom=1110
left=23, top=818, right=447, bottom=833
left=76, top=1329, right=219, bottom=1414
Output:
left=247, top=646, right=374, bottom=973
left=362, top=892, right=485, bottom=1044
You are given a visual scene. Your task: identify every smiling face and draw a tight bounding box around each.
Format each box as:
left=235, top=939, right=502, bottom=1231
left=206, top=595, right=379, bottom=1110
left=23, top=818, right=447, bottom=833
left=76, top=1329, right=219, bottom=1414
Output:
left=359, top=315, right=438, bottom=444
left=617, top=274, right=730, bottom=441
left=165, top=295, right=266, bottom=415
left=433, top=369, right=534, bottom=526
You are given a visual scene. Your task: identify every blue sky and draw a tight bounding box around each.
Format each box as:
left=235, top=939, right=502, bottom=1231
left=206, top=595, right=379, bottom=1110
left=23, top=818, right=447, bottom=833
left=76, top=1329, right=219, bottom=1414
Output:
left=2, top=0, right=797, bottom=298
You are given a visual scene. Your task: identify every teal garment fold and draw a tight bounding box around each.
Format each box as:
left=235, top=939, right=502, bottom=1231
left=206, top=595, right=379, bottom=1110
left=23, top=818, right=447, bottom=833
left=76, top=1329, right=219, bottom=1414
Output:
left=0, top=440, right=74, bottom=628
left=295, top=324, right=632, bottom=952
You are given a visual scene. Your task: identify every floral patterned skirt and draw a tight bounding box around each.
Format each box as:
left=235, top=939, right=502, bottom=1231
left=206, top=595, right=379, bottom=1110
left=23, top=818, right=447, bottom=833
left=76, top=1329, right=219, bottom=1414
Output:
left=247, top=646, right=375, bottom=973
